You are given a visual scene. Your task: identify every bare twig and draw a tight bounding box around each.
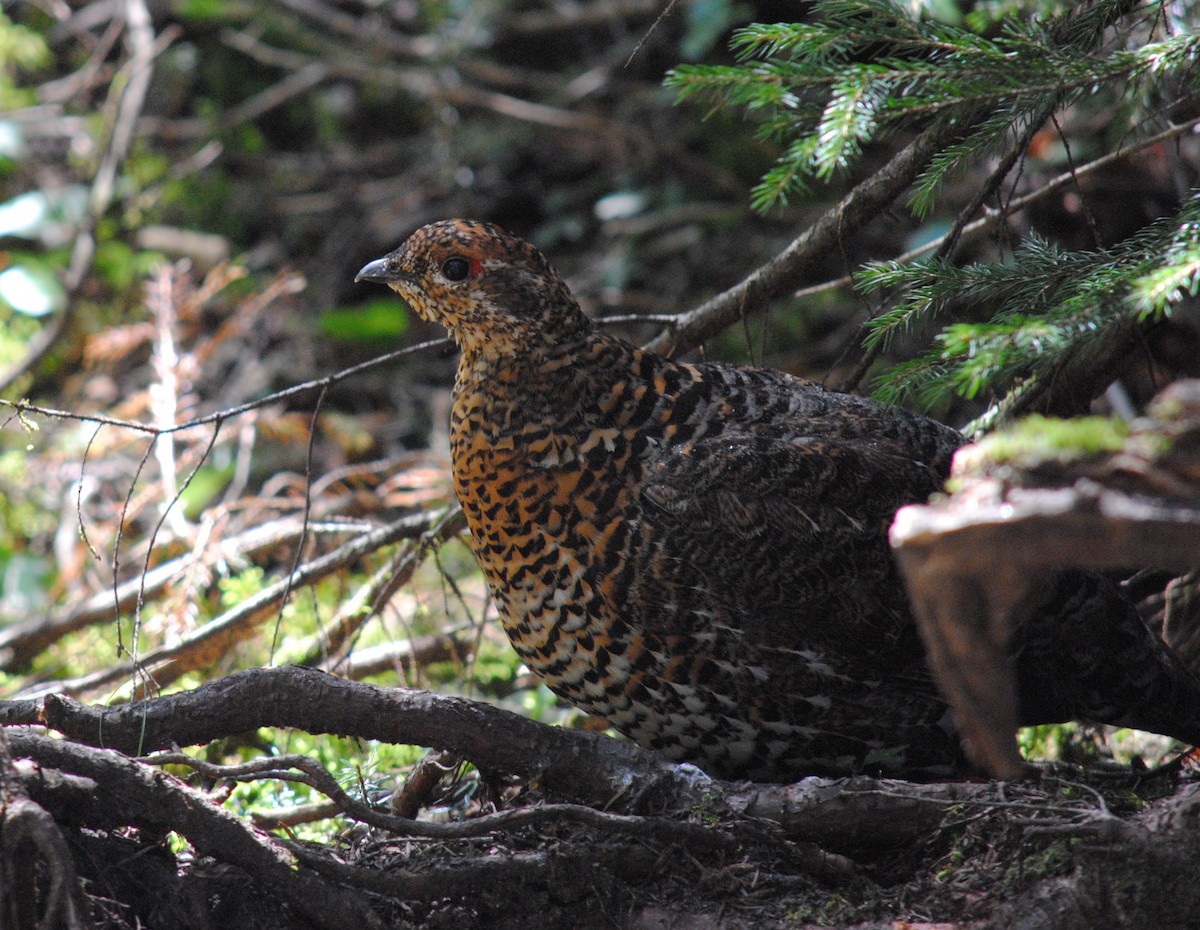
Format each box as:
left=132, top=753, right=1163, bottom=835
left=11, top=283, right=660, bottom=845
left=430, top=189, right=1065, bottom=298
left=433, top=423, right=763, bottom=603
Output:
left=0, top=337, right=455, bottom=437
left=495, top=0, right=660, bottom=40
left=625, top=0, right=679, bottom=67
left=302, top=508, right=469, bottom=668
left=0, top=518, right=362, bottom=672
left=15, top=511, right=457, bottom=701
left=223, top=61, right=330, bottom=127
left=140, top=749, right=746, bottom=853
left=323, top=632, right=471, bottom=680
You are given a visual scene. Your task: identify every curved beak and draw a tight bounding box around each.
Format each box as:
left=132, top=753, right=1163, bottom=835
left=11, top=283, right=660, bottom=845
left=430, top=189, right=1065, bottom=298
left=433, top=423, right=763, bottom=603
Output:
left=355, top=257, right=396, bottom=284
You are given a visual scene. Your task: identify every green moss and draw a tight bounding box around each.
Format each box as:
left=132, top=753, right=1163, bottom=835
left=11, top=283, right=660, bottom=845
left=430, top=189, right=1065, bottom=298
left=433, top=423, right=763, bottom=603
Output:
left=964, top=415, right=1129, bottom=470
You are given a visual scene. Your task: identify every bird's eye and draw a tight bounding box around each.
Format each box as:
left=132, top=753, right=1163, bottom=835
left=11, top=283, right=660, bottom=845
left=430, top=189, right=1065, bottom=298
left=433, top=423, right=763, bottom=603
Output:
left=441, top=256, right=472, bottom=282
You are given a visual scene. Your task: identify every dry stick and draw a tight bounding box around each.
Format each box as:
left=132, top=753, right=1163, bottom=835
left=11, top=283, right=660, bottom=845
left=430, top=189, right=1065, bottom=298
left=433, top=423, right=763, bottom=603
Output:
left=0, top=337, right=454, bottom=438
left=322, top=632, right=472, bottom=680
left=75, top=423, right=106, bottom=564
left=270, top=382, right=330, bottom=661
left=222, top=21, right=736, bottom=205
left=110, top=436, right=157, bottom=665
left=36, top=12, right=124, bottom=106
left=0, top=339, right=453, bottom=675
left=625, top=0, right=678, bottom=67
left=221, top=26, right=624, bottom=137
left=0, top=517, right=352, bottom=672
left=1049, top=112, right=1105, bottom=250
left=127, top=421, right=223, bottom=693
left=643, top=122, right=952, bottom=360
left=14, top=512, right=444, bottom=702
left=275, top=0, right=432, bottom=59
left=389, top=746, right=461, bottom=819
left=147, top=265, right=185, bottom=533
left=301, top=508, right=468, bottom=668
left=252, top=798, right=343, bottom=829
left=224, top=61, right=329, bottom=127
left=503, top=0, right=661, bottom=39
left=219, top=25, right=434, bottom=101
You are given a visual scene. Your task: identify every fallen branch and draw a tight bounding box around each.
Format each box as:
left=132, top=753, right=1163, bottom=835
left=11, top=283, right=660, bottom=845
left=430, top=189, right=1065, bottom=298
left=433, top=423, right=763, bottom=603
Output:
left=8, top=731, right=380, bottom=930
left=33, top=665, right=693, bottom=804
left=0, top=516, right=346, bottom=672
left=0, top=730, right=95, bottom=930
left=8, top=664, right=1003, bottom=854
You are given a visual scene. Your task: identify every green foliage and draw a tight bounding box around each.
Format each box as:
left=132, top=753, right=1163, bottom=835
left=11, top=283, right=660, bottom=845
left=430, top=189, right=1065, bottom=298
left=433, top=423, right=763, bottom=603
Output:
left=321, top=300, right=409, bottom=345
left=0, top=10, right=50, bottom=110
left=177, top=0, right=244, bottom=21
left=178, top=457, right=237, bottom=520
left=218, top=566, right=270, bottom=610
left=1128, top=217, right=1200, bottom=317
left=1019, top=722, right=1180, bottom=768
left=668, top=1, right=1200, bottom=213
left=859, top=193, right=1200, bottom=419
left=218, top=729, right=427, bottom=842
left=666, top=2, right=1200, bottom=421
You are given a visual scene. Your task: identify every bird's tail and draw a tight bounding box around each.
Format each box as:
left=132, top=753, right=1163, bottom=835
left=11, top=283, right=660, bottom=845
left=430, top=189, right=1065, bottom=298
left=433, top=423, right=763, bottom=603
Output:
left=1012, top=569, right=1200, bottom=749
left=1149, top=570, right=1200, bottom=678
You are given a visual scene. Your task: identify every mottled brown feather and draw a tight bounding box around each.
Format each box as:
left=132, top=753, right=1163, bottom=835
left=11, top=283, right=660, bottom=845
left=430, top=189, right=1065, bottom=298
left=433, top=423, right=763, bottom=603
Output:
left=356, top=219, right=1200, bottom=780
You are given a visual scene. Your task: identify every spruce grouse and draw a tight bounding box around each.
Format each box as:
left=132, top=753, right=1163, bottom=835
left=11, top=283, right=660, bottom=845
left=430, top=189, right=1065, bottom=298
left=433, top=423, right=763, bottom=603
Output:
left=356, top=219, right=1200, bottom=781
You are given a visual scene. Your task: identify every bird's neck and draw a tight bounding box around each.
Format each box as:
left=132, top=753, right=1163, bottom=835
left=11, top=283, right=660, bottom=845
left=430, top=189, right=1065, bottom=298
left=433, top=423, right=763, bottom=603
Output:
left=450, top=329, right=689, bottom=456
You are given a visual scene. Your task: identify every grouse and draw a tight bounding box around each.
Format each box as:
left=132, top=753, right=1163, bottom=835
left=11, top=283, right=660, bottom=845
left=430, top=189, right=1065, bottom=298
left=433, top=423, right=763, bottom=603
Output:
left=356, top=219, right=1200, bottom=781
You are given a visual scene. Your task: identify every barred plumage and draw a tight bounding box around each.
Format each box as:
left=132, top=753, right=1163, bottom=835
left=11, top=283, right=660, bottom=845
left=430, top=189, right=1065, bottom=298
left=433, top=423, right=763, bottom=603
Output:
left=357, top=219, right=1200, bottom=780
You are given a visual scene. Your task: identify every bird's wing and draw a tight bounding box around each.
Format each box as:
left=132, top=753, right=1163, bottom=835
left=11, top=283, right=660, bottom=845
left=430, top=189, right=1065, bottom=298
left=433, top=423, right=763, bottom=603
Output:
left=638, top=432, right=947, bottom=663
left=641, top=432, right=947, bottom=538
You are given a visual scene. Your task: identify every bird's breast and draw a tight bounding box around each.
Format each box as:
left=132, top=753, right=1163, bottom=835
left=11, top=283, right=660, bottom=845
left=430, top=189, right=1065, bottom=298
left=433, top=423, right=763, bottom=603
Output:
left=449, top=385, right=646, bottom=654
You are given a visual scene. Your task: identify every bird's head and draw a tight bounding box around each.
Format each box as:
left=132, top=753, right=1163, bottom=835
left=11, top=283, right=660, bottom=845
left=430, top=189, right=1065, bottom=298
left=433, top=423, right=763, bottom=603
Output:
left=355, top=219, right=591, bottom=358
